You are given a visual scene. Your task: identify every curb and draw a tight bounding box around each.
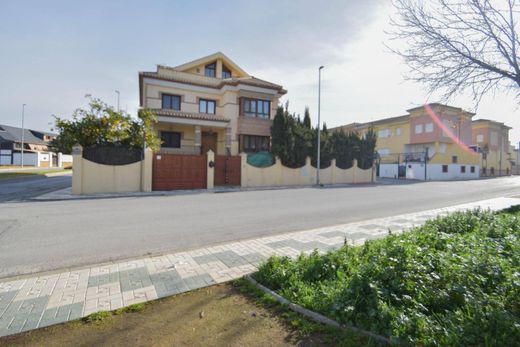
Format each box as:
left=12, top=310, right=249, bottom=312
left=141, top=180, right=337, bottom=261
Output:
left=245, top=275, right=395, bottom=346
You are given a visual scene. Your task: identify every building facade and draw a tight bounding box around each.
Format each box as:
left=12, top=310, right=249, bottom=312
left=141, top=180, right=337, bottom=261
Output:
left=0, top=124, right=70, bottom=167
left=139, top=52, right=286, bottom=156
left=333, top=104, right=512, bottom=180
left=471, top=119, right=513, bottom=176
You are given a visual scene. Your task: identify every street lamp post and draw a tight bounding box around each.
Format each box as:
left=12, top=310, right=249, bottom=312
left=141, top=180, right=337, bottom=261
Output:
left=115, top=90, right=120, bottom=112
left=316, top=66, right=324, bottom=186
left=21, top=104, right=26, bottom=167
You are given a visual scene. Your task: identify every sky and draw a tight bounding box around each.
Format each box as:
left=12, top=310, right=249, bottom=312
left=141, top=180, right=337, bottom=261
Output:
left=0, top=0, right=518, bottom=146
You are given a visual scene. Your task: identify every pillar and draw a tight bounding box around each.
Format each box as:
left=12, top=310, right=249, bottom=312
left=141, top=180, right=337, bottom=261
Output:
left=207, top=150, right=215, bottom=189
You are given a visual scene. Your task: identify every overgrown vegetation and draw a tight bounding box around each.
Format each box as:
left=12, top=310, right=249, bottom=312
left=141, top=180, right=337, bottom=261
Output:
left=51, top=96, right=160, bottom=154
left=270, top=105, right=376, bottom=169
left=255, top=208, right=520, bottom=346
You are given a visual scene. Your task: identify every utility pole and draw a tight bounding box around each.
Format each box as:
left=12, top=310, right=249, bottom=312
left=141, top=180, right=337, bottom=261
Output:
left=21, top=104, right=26, bottom=167
left=115, top=90, right=120, bottom=112
left=316, top=66, right=324, bottom=186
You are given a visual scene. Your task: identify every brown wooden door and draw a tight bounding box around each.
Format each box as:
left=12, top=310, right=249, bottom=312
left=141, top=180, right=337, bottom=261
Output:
left=153, top=154, right=207, bottom=190
left=201, top=132, right=217, bottom=155
left=214, top=155, right=241, bottom=186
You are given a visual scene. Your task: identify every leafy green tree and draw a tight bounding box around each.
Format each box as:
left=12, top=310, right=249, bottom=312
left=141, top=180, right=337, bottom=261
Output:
left=270, top=106, right=294, bottom=166
left=358, top=127, right=377, bottom=169
left=51, top=97, right=160, bottom=154
left=303, top=107, right=311, bottom=128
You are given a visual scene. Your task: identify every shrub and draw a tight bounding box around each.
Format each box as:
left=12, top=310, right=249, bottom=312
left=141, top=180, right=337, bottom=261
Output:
left=255, top=209, right=520, bottom=346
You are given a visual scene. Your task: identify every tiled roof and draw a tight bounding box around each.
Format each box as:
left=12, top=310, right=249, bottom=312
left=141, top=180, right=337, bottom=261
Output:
left=149, top=109, right=230, bottom=122
left=0, top=124, right=50, bottom=145
left=140, top=71, right=286, bottom=94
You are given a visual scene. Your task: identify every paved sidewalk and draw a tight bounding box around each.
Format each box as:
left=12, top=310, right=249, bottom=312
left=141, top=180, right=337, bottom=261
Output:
left=1, top=197, right=518, bottom=338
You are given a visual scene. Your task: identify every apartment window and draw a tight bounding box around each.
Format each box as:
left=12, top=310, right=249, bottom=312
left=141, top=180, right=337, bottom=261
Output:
left=243, top=98, right=270, bottom=119
left=222, top=66, right=232, bottom=79
left=425, top=123, right=434, bottom=133
left=415, top=124, right=423, bottom=134
left=461, top=166, right=466, bottom=173
left=199, top=99, right=216, bottom=114
left=442, top=165, right=448, bottom=173
left=452, top=155, right=458, bottom=163
left=204, top=62, right=216, bottom=77
left=470, top=166, right=475, bottom=173
left=490, top=167, right=495, bottom=175
left=476, top=134, right=484, bottom=143
left=161, top=131, right=181, bottom=148
left=242, top=135, right=269, bottom=152
left=162, top=94, right=181, bottom=110
left=378, top=129, right=390, bottom=138
left=482, top=167, right=487, bottom=175
left=396, top=127, right=402, bottom=136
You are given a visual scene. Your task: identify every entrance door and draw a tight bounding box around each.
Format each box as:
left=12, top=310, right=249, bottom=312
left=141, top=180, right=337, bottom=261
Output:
left=201, top=132, right=217, bottom=155
left=214, top=155, right=241, bottom=186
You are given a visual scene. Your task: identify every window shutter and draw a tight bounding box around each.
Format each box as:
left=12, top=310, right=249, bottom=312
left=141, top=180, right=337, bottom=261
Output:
left=239, top=97, right=243, bottom=117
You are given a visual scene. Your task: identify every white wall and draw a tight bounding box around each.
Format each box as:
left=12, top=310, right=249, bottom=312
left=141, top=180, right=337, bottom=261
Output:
left=379, top=163, right=480, bottom=180
left=12, top=153, right=39, bottom=166
left=379, top=164, right=399, bottom=178
left=0, top=150, right=11, bottom=165
left=425, top=164, right=479, bottom=180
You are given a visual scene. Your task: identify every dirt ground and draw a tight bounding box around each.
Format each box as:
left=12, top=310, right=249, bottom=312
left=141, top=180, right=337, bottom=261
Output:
left=0, top=283, right=329, bottom=347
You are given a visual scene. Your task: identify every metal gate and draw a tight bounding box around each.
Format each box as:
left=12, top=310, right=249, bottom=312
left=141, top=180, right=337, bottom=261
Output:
left=152, top=154, right=207, bottom=190
left=214, top=155, right=241, bottom=186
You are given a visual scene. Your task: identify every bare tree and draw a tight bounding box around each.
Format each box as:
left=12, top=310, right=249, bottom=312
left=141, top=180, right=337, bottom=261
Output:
left=388, top=0, right=520, bottom=105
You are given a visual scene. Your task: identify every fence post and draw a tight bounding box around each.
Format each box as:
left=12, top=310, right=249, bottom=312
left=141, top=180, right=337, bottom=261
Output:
left=207, top=150, right=215, bottom=189
left=141, top=148, right=153, bottom=192
left=240, top=153, right=248, bottom=187
left=331, top=158, right=337, bottom=184
left=352, top=159, right=358, bottom=183
left=71, top=145, right=83, bottom=195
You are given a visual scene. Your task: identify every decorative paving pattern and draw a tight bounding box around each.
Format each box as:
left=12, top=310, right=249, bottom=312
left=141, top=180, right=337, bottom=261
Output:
left=0, top=197, right=518, bottom=338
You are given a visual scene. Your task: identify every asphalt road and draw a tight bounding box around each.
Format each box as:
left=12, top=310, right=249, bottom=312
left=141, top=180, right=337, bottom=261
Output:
left=1, top=176, right=520, bottom=279
left=0, top=174, right=72, bottom=202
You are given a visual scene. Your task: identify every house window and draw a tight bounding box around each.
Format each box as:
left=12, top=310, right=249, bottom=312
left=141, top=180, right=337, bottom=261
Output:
left=242, top=99, right=270, bottom=119
left=476, top=134, right=484, bottom=143
left=470, top=166, right=475, bottom=173
left=242, top=135, right=269, bottom=152
left=442, top=165, right=448, bottom=173
left=222, top=66, right=232, bottom=79
left=396, top=127, right=402, bottom=136
left=482, top=167, right=487, bottom=175
left=415, top=124, right=423, bottom=134
left=199, top=99, right=216, bottom=114
left=161, top=131, right=181, bottom=148
left=490, top=167, right=495, bottom=175
left=425, top=123, right=434, bottom=133
left=162, top=94, right=181, bottom=110
left=204, top=62, right=216, bottom=77
left=461, top=166, right=466, bottom=173
left=452, top=156, right=458, bottom=163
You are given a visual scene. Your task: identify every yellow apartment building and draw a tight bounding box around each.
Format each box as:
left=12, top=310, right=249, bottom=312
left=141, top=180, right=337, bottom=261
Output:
left=333, top=104, right=512, bottom=180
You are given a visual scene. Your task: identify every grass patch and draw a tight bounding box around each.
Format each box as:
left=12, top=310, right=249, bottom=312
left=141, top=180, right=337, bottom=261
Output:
left=83, top=310, right=111, bottom=323
left=0, top=169, right=70, bottom=180
left=254, top=207, right=520, bottom=346
left=114, top=303, right=145, bottom=315
left=234, top=278, right=381, bottom=346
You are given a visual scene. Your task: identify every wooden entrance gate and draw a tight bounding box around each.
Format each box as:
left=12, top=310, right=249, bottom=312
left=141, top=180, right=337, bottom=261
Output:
left=214, top=155, right=241, bottom=186
left=152, top=153, right=207, bottom=190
